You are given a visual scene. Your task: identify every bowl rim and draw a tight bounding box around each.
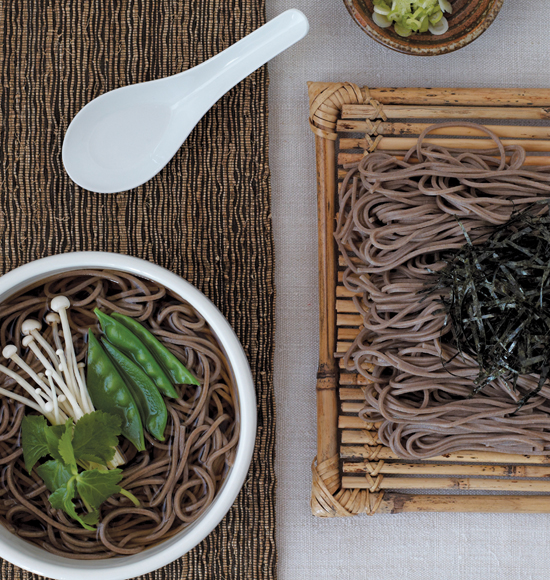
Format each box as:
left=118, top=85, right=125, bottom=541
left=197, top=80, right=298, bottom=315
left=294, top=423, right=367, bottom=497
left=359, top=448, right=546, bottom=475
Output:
left=0, top=251, right=256, bottom=580
left=343, top=0, right=505, bottom=56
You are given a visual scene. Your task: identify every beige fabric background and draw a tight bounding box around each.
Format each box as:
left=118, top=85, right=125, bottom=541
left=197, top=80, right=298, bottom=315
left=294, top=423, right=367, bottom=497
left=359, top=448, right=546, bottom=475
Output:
left=267, top=2, right=550, bottom=579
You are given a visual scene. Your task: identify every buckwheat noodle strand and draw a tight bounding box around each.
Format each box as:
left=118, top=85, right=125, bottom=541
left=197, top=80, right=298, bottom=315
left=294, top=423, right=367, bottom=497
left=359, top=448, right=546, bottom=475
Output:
left=336, top=122, right=550, bottom=460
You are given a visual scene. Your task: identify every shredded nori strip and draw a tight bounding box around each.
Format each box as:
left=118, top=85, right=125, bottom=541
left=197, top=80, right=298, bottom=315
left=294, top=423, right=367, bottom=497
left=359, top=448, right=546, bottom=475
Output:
left=436, top=207, right=550, bottom=407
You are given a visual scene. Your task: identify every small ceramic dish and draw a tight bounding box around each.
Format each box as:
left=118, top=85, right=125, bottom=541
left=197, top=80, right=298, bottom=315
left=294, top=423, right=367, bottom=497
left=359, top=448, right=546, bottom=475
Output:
left=0, top=252, right=256, bottom=580
left=343, top=0, right=504, bottom=56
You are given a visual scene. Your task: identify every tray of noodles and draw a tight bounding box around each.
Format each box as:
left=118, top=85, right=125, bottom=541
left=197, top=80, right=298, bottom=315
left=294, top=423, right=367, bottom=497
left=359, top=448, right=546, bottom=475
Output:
left=309, top=82, right=550, bottom=516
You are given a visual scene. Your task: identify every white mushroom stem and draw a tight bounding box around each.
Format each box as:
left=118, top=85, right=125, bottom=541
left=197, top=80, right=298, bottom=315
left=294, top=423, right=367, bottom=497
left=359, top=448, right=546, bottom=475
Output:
left=3, top=345, right=52, bottom=397
left=72, top=358, right=93, bottom=414
left=0, top=386, right=47, bottom=415
left=77, top=362, right=94, bottom=412
left=22, top=320, right=59, bottom=370
left=33, top=388, right=50, bottom=407
left=20, top=333, right=83, bottom=420
left=44, top=371, right=60, bottom=424
left=46, top=313, right=63, bottom=353
left=23, top=335, right=59, bottom=401
left=0, top=362, right=58, bottom=424
left=51, top=297, right=90, bottom=414
left=55, top=349, right=84, bottom=420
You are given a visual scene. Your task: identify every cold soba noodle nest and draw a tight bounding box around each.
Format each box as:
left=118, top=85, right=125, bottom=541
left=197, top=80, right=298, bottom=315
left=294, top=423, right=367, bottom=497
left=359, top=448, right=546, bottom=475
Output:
left=0, top=270, right=238, bottom=558
left=336, top=122, right=550, bottom=460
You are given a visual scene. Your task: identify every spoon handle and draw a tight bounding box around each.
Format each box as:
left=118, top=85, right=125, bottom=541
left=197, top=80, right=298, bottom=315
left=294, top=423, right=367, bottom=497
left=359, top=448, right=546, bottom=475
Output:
left=176, top=9, right=309, bottom=110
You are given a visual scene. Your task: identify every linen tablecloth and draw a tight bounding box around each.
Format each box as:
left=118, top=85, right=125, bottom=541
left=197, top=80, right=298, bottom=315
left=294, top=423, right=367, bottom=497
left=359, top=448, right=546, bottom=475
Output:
left=269, top=2, right=550, bottom=578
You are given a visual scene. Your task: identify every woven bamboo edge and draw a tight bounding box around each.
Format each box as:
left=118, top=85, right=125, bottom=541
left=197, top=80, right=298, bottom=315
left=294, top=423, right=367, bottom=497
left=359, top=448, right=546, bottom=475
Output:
left=308, top=82, right=387, bottom=141
left=311, top=455, right=384, bottom=516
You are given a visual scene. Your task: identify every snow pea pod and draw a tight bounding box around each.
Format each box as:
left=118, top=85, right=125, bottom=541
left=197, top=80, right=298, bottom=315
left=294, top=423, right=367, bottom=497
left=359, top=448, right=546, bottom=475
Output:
left=86, top=330, right=145, bottom=451
left=101, top=338, right=168, bottom=442
left=111, top=312, right=200, bottom=386
left=94, top=308, right=178, bottom=398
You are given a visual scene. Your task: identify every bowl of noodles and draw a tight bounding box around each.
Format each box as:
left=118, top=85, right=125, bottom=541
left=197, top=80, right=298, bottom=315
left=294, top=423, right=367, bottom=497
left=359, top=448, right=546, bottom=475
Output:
left=0, top=252, right=256, bottom=580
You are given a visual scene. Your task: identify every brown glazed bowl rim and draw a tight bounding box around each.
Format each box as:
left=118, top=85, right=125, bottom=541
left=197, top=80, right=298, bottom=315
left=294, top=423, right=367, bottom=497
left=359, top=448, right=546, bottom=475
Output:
left=343, top=0, right=505, bottom=56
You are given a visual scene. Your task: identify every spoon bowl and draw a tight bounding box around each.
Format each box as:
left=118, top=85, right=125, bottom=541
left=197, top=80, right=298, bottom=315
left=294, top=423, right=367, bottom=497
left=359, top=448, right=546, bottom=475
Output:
left=62, top=9, right=309, bottom=193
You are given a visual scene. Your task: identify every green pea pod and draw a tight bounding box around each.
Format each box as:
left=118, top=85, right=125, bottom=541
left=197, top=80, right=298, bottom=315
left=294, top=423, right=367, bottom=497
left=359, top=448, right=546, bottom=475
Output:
left=86, top=330, right=145, bottom=451
left=111, top=312, right=200, bottom=386
left=101, top=338, right=168, bottom=442
left=94, top=308, right=178, bottom=398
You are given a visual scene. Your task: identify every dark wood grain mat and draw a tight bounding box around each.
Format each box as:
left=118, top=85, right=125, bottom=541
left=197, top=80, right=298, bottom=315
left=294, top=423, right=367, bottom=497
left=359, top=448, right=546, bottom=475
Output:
left=0, top=1, right=275, bottom=579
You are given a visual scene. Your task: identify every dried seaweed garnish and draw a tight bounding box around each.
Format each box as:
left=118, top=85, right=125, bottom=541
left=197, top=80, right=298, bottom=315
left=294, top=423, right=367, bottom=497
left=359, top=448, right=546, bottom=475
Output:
left=436, top=207, right=550, bottom=407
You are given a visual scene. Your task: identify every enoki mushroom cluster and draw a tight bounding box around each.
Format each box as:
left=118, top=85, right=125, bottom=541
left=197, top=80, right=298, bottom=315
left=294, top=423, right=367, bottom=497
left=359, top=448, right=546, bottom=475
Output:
left=336, top=122, right=550, bottom=460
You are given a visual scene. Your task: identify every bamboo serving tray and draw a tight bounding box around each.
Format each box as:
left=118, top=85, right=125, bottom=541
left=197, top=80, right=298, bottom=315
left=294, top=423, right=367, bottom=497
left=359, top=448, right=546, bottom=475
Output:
left=309, top=82, right=550, bottom=516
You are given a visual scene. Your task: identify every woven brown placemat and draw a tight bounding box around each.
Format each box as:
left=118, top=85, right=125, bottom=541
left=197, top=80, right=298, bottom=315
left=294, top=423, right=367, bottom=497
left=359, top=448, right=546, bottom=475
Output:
left=0, top=1, right=275, bottom=579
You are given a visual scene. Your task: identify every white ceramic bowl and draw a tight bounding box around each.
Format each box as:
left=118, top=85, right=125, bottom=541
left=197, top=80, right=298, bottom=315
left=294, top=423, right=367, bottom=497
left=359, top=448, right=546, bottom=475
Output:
left=0, top=252, right=256, bottom=580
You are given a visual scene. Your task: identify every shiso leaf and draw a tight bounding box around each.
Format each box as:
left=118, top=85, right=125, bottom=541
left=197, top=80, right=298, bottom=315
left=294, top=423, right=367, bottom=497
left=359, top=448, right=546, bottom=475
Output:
left=75, top=468, right=123, bottom=511
left=49, top=480, right=96, bottom=531
left=57, top=418, right=77, bottom=472
left=21, top=415, right=50, bottom=474
left=72, top=410, right=121, bottom=466
left=44, top=424, right=66, bottom=463
left=36, top=460, right=72, bottom=493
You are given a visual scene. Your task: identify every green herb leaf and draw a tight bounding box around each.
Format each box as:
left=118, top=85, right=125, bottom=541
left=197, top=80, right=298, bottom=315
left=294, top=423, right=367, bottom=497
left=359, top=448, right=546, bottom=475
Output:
left=36, top=460, right=73, bottom=493
left=44, top=424, right=66, bottom=463
left=21, top=415, right=49, bottom=473
left=72, top=411, right=121, bottom=466
left=57, top=418, right=77, bottom=471
left=80, top=510, right=100, bottom=526
left=75, top=468, right=123, bottom=511
left=49, top=480, right=96, bottom=531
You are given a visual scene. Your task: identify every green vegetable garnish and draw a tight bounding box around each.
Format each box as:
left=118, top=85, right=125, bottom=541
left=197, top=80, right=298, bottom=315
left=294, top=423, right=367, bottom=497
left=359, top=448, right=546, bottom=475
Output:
left=22, top=412, right=139, bottom=530
left=372, top=0, right=451, bottom=37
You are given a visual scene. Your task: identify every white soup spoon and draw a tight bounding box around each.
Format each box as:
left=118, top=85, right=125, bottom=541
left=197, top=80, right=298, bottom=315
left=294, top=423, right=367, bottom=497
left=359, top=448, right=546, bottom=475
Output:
left=62, top=9, right=309, bottom=193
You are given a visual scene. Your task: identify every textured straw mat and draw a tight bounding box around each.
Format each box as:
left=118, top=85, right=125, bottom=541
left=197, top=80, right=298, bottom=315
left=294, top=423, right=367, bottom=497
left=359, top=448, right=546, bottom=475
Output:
left=0, top=1, right=275, bottom=579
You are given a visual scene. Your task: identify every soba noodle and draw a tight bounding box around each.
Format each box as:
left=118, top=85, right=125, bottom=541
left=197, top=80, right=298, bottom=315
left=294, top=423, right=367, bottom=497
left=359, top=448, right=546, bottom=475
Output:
left=336, top=122, right=550, bottom=460
left=0, top=270, right=238, bottom=558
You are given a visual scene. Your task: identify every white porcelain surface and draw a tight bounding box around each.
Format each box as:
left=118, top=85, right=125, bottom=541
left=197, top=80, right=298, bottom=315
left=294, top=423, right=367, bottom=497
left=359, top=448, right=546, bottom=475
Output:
left=0, top=252, right=256, bottom=580
left=62, top=9, right=309, bottom=194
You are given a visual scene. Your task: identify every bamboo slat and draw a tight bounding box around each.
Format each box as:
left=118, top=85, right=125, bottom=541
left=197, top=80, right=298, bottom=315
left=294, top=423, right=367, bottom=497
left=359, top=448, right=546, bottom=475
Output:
left=340, top=445, right=550, bottom=465
left=337, top=328, right=360, bottom=341
left=340, top=137, right=550, bottom=152
left=339, top=387, right=365, bottom=400
left=341, top=402, right=364, bottom=413
left=338, top=153, right=550, bottom=167
left=315, top=130, right=339, bottom=467
left=340, top=104, right=550, bottom=121
left=336, top=299, right=359, bottom=313
left=367, top=87, right=550, bottom=107
left=376, top=494, right=550, bottom=514
left=336, top=313, right=362, bottom=327
left=339, top=417, right=370, bottom=430
left=339, top=372, right=368, bottom=385
left=336, top=286, right=358, bottom=298
left=311, top=83, right=550, bottom=517
left=342, top=476, right=550, bottom=493
left=336, top=121, right=550, bottom=139
left=342, top=461, right=550, bottom=478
